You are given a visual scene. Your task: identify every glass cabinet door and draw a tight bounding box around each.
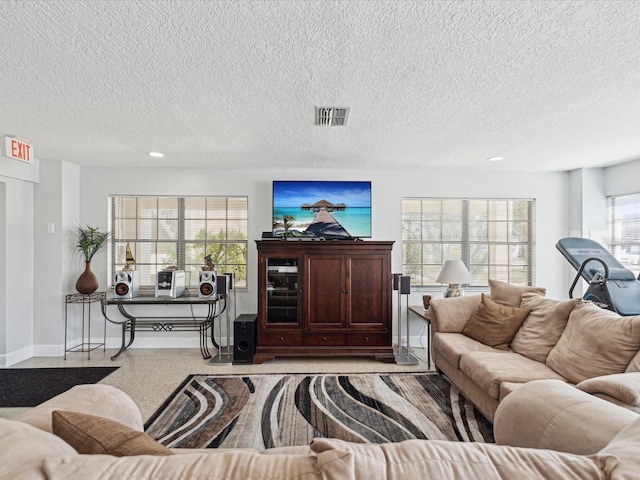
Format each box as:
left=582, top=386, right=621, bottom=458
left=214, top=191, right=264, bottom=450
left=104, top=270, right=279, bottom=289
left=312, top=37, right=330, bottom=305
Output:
left=266, top=258, right=299, bottom=324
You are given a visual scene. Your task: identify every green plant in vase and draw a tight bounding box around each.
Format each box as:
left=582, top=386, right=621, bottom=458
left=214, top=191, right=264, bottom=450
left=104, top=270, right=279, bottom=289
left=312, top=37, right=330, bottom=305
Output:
left=74, top=225, right=109, bottom=294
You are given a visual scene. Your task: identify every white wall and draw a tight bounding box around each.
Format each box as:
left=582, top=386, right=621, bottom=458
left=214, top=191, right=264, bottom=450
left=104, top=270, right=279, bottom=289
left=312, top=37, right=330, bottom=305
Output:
left=0, top=176, right=35, bottom=365
left=33, top=160, right=80, bottom=356
left=604, top=159, right=640, bottom=197
left=75, top=166, right=571, bottom=347
left=0, top=156, right=38, bottom=366
left=0, top=183, right=5, bottom=356
left=566, top=168, right=609, bottom=297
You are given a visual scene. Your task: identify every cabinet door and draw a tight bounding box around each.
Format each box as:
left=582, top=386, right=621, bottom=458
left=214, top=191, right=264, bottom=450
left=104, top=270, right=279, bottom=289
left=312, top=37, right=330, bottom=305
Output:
left=345, top=254, right=388, bottom=328
left=305, top=254, right=345, bottom=328
left=260, top=255, right=302, bottom=328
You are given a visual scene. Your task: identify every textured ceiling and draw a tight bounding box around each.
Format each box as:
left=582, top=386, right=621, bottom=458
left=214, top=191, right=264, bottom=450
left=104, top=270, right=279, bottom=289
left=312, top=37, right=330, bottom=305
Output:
left=0, top=0, right=639, bottom=172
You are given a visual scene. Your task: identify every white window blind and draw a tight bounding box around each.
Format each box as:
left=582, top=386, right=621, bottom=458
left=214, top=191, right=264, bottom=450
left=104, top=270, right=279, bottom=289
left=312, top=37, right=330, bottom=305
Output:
left=110, top=196, right=248, bottom=288
left=402, top=198, right=535, bottom=287
left=609, top=192, right=640, bottom=275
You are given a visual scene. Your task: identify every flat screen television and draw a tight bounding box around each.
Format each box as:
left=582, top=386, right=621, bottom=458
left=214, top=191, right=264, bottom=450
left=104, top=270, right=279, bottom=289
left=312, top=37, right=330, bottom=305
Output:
left=272, top=180, right=371, bottom=239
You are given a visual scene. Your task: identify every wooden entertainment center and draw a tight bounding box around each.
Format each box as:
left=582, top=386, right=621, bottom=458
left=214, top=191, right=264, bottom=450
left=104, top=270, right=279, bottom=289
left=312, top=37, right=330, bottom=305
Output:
left=254, top=240, right=394, bottom=363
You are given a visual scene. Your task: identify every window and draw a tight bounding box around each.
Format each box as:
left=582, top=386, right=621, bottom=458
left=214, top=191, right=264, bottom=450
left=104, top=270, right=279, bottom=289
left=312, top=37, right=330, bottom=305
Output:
left=110, top=196, right=248, bottom=288
left=609, top=192, right=640, bottom=276
left=402, top=198, right=535, bottom=287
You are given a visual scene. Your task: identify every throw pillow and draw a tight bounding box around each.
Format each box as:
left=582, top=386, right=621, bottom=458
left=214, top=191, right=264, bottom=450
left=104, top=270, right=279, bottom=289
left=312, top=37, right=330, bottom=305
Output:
left=546, top=302, right=640, bottom=384
left=510, top=293, right=581, bottom=362
left=52, top=410, right=173, bottom=456
left=462, top=294, right=530, bottom=350
left=576, top=373, right=640, bottom=407
left=488, top=279, right=546, bottom=307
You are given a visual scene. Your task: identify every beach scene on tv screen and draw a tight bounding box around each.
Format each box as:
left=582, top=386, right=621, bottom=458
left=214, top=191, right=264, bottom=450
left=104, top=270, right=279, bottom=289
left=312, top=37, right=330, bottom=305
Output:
left=273, top=181, right=371, bottom=238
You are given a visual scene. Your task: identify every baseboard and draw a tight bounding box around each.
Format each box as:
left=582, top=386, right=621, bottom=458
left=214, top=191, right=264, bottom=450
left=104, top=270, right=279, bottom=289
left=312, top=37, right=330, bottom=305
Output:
left=9, top=336, right=426, bottom=364
left=1, top=345, right=34, bottom=367
left=393, top=335, right=429, bottom=350
left=33, top=345, right=65, bottom=357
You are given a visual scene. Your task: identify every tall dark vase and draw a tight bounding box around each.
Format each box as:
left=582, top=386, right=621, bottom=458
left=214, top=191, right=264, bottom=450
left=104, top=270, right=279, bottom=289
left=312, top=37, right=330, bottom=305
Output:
left=75, top=260, right=99, bottom=294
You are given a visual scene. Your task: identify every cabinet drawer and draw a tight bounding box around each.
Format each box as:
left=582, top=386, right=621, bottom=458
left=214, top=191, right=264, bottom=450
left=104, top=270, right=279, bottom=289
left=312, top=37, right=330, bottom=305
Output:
left=259, top=331, right=303, bottom=346
left=304, top=332, right=346, bottom=346
left=346, top=332, right=389, bottom=346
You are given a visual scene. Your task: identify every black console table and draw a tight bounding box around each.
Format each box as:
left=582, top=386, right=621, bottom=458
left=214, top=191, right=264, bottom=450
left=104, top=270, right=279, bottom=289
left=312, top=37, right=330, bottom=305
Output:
left=101, top=295, right=218, bottom=360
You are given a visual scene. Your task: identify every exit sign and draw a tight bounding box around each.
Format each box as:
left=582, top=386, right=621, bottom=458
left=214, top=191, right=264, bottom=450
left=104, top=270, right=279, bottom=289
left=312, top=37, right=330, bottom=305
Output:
left=3, top=137, right=33, bottom=163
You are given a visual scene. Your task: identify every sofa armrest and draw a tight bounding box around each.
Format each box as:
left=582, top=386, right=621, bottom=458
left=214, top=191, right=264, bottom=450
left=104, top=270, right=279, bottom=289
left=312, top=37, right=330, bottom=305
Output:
left=14, top=384, right=144, bottom=433
left=494, top=379, right=638, bottom=455
left=576, top=372, right=640, bottom=409
left=429, top=295, right=481, bottom=333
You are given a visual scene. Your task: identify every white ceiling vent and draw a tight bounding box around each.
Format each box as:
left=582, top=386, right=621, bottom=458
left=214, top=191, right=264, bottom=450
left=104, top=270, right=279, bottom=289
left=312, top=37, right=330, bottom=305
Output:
left=315, top=107, right=350, bottom=126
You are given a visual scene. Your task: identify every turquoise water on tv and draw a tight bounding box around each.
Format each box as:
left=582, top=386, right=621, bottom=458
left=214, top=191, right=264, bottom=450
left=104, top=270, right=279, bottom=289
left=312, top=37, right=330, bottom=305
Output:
left=273, top=207, right=371, bottom=238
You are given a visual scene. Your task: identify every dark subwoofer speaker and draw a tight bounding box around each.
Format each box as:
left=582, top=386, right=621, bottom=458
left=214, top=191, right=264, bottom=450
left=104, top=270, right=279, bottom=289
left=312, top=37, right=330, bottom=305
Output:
left=233, top=314, right=257, bottom=364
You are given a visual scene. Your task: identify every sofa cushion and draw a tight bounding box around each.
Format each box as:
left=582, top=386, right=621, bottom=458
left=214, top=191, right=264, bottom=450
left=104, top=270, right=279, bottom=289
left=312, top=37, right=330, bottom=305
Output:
left=43, top=450, right=341, bottom=480
left=546, top=302, right=640, bottom=384
left=15, top=384, right=144, bottom=434
left=52, top=410, right=173, bottom=456
left=592, top=415, right=640, bottom=479
left=0, top=418, right=77, bottom=480
left=576, top=372, right=640, bottom=407
left=462, top=294, right=530, bottom=350
left=311, top=437, right=603, bottom=480
left=430, top=295, right=482, bottom=333
left=459, top=351, right=567, bottom=400
left=498, top=382, right=526, bottom=402
left=433, top=332, right=498, bottom=368
left=625, top=349, right=640, bottom=372
left=494, top=379, right=639, bottom=455
left=510, top=293, right=580, bottom=362
left=488, top=279, right=546, bottom=307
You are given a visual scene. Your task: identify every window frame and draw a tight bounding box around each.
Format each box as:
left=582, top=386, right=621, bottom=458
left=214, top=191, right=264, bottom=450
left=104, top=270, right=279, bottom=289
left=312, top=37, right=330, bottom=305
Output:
left=109, top=195, right=248, bottom=289
left=402, top=197, right=536, bottom=288
left=609, top=192, right=640, bottom=276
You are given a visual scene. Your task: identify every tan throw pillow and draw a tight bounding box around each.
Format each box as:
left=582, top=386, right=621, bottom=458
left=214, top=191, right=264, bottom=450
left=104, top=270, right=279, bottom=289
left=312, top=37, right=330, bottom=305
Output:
left=546, top=302, right=640, bottom=384
left=576, top=373, right=640, bottom=406
left=510, top=293, right=580, bottom=362
left=462, top=294, right=530, bottom=350
left=52, top=410, right=173, bottom=456
left=488, top=279, right=546, bottom=307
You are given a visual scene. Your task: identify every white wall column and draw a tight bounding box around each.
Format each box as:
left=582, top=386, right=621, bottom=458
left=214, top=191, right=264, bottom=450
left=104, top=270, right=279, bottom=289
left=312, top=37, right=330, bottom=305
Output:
left=33, top=160, right=80, bottom=356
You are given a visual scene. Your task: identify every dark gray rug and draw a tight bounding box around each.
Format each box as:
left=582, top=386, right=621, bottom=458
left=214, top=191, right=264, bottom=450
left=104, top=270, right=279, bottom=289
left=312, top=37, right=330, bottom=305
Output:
left=145, top=372, right=494, bottom=449
left=0, top=367, right=119, bottom=407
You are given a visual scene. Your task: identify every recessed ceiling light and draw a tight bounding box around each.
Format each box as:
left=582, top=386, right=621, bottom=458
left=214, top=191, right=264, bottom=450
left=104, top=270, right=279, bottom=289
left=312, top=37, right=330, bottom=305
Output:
left=487, top=156, right=504, bottom=162
left=149, top=152, right=164, bottom=158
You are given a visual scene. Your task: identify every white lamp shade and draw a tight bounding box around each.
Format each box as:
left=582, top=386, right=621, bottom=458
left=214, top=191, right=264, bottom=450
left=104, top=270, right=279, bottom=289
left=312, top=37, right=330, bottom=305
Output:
left=435, top=259, right=473, bottom=285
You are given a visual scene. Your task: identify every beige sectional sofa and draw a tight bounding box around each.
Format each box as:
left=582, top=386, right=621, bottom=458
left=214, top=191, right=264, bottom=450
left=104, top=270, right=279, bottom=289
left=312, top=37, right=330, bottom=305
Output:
left=3, top=280, right=640, bottom=478
left=430, top=280, right=640, bottom=428
left=2, top=381, right=640, bottom=479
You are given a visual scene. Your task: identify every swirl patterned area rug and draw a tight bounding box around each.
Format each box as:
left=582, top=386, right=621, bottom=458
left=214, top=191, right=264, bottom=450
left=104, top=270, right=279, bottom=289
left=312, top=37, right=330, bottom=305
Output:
left=145, top=373, right=494, bottom=449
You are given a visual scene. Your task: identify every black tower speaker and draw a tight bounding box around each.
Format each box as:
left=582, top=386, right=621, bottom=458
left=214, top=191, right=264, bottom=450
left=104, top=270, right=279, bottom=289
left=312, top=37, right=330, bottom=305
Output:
left=233, top=314, right=257, bottom=364
left=392, top=273, right=402, bottom=291
left=400, top=275, right=411, bottom=294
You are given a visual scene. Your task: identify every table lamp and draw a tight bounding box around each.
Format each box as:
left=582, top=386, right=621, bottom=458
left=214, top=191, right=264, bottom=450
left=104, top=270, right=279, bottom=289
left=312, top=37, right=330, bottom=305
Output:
left=435, top=259, right=473, bottom=297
